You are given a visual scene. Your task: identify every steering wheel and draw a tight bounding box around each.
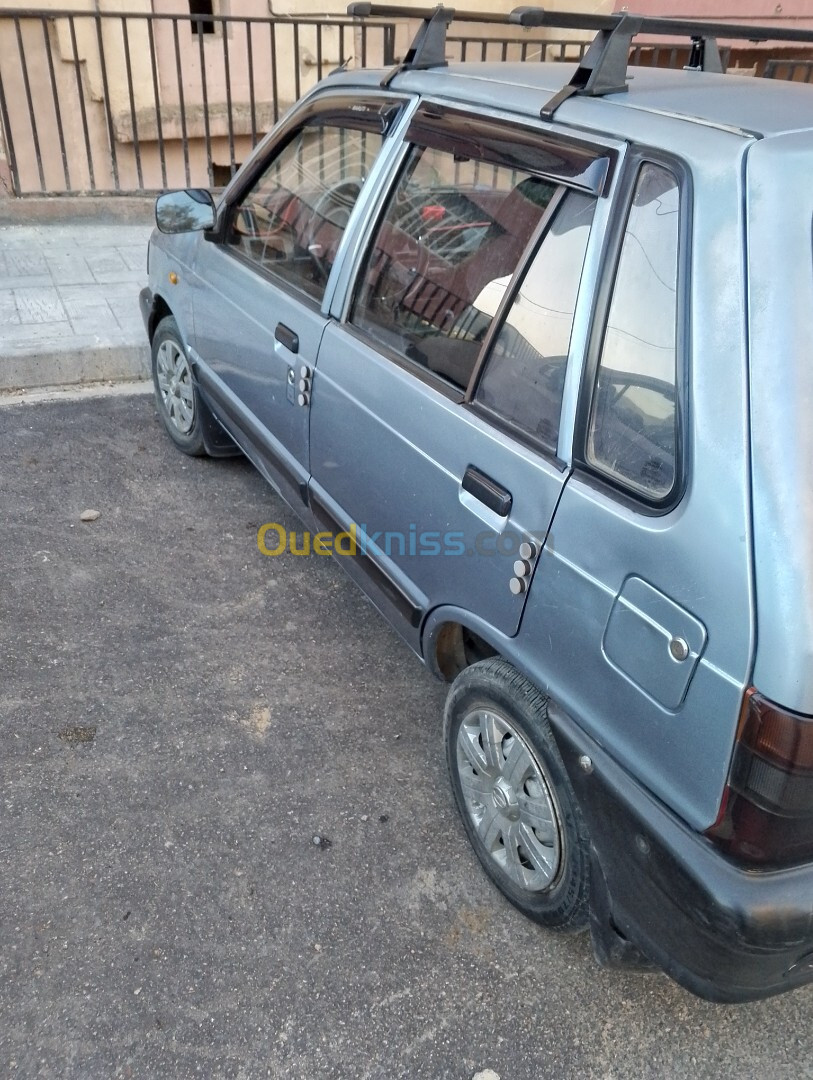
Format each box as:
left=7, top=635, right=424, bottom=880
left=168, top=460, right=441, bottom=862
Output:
left=305, top=179, right=362, bottom=281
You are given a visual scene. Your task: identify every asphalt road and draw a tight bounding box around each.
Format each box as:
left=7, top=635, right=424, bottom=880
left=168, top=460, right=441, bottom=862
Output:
left=1, top=391, right=812, bottom=1080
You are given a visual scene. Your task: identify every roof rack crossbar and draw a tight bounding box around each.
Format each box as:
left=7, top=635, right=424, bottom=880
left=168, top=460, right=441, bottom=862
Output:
left=348, top=4, right=537, bottom=28
left=508, top=8, right=813, bottom=45
left=347, top=4, right=813, bottom=110
left=349, top=4, right=813, bottom=47
left=513, top=9, right=749, bottom=117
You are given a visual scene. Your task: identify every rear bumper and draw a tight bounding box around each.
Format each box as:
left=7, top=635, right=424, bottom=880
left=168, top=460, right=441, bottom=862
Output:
left=551, top=706, right=813, bottom=1002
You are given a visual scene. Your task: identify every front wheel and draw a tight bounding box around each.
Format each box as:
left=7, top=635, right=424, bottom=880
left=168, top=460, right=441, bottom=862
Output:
left=151, top=315, right=206, bottom=456
left=444, top=657, right=590, bottom=930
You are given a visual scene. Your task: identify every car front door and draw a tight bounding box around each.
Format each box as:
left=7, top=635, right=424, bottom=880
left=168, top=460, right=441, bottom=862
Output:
left=188, top=94, right=404, bottom=505
left=308, top=109, right=609, bottom=645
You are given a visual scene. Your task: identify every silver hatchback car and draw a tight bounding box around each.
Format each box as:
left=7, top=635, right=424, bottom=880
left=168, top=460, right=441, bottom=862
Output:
left=141, top=5, right=813, bottom=1002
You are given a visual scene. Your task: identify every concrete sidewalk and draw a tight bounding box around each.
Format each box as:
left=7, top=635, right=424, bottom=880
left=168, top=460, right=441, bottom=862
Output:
left=1, top=218, right=154, bottom=392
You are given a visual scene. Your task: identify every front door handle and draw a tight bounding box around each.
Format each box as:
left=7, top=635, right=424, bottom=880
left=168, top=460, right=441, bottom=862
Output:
left=462, top=465, right=512, bottom=517
left=275, top=322, right=299, bottom=353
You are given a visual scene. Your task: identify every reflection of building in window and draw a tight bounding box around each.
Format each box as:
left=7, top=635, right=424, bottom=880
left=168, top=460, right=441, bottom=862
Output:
left=189, top=0, right=215, bottom=35
left=229, top=124, right=385, bottom=303
left=475, top=192, right=596, bottom=451
left=354, top=147, right=556, bottom=392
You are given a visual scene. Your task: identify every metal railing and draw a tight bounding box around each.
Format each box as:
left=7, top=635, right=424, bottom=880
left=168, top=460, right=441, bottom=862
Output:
left=0, top=7, right=809, bottom=198
left=765, top=58, right=813, bottom=82
left=0, top=9, right=396, bottom=196
left=446, top=33, right=589, bottom=64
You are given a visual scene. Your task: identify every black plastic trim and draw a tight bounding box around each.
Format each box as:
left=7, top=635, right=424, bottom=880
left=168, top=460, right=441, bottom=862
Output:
left=204, top=89, right=409, bottom=245
left=407, top=103, right=614, bottom=195
left=275, top=323, right=300, bottom=354
left=138, top=286, right=153, bottom=333
left=546, top=702, right=813, bottom=1002
left=195, top=364, right=309, bottom=503
left=461, top=465, right=512, bottom=517
left=310, top=491, right=424, bottom=628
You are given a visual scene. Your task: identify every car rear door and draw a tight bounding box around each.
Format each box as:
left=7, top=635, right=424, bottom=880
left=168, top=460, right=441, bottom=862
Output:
left=308, top=106, right=613, bottom=644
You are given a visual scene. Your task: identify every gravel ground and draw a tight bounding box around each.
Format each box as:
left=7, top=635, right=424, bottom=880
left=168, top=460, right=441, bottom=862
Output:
left=1, top=392, right=811, bottom=1080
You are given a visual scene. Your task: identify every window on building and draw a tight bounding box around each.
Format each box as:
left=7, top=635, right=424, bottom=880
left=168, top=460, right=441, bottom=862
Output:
left=190, top=0, right=215, bottom=36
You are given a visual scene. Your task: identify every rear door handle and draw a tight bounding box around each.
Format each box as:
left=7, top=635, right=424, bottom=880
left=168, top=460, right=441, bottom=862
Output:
left=275, top=323, right=299, bottom=353
left=461, top=465, right=512, bottom=517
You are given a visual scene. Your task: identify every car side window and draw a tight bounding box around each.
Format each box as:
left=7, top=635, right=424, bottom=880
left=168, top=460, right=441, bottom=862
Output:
left=228, top=122, right=384, bottom=302
left=586, top=163, right=680, bottom=501
left=474, top=190, right=596, bottom=453
left=351, top=143, right=557, bottom=392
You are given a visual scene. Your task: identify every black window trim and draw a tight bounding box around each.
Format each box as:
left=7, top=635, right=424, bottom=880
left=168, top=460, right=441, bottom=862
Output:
left=405, top=101, right=616, bottom=197
left=202, top=91, right=410, bottom=312
left=572, top=147, right=692, bottom=516
left=217, top=90, right=409, bottom=219
left=206, top=92, right=408, bottom=308
left=341, top=108, right=614, bottom=444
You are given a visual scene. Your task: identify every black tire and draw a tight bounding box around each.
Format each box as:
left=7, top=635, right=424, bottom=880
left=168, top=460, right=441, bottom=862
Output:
left=151, top=315, right=207, bottom=457
left=444, top=657, right=590, bottom=930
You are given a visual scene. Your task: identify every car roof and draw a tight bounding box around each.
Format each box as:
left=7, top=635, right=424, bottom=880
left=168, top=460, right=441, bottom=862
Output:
left=336, top=61, right=813, bottom=140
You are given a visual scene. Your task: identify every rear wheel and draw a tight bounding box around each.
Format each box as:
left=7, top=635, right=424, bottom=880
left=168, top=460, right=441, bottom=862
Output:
left=152, top=316, right=206, bottom=456
left=444, top=657, right=590, bottom=929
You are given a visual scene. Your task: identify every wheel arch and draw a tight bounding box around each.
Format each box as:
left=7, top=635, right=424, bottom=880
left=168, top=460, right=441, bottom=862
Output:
left=422, top=607, right=504, bottom=682
left=147, top=292, right=175, bottom=343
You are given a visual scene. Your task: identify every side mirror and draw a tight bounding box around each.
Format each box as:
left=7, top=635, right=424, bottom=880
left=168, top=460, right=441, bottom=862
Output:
left=155, top=189, right=216, bottom=234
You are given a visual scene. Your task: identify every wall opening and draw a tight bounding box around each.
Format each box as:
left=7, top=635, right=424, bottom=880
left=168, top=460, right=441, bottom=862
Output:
left=189, top=0, right=215, bottom=36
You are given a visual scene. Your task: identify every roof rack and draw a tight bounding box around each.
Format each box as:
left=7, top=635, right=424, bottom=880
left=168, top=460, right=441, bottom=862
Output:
left=346, top=3, right=543, bottom=86
left=347, top=4, right=813, bottom=115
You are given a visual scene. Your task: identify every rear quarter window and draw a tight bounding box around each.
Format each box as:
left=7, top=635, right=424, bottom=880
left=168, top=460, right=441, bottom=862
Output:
left=586, top=162, right=680, bottom=502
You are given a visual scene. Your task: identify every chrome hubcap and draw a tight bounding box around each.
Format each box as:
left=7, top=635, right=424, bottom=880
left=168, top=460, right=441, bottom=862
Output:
left=491, top=776, right=518, bottom=819
left=456, top=708, right=562, bottom=892
left=156, top=339, right=195, bottom=434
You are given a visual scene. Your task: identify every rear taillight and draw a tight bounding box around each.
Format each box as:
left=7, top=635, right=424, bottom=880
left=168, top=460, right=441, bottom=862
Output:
left=706, top=689, right=813, bottom=867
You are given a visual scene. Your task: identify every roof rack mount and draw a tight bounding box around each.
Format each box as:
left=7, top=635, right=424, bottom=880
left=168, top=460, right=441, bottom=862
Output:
left=346, top=3, right=546, bottom=85
left=347, top=5, right=813, bottom=115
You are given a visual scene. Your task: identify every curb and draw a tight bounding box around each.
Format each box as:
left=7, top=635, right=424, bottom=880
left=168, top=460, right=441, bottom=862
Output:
left=0, top=344, right=150, bottom=393
left=0, top=379, right=152, bottom=407
left=0, top=195, right=156, bottom=226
